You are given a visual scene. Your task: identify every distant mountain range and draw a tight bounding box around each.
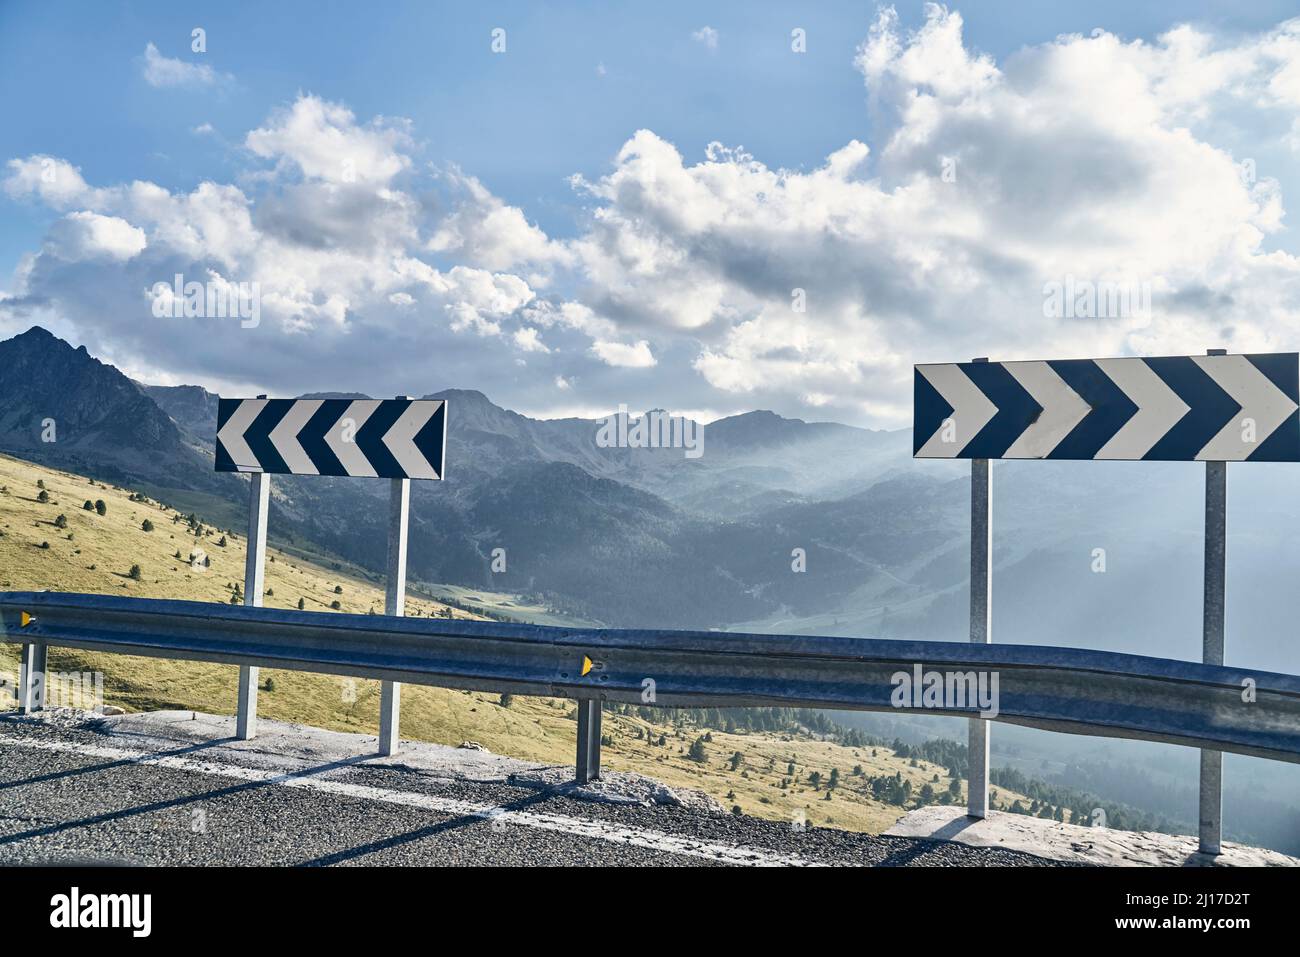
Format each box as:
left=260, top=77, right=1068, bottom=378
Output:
left=0, top=326, right=913, bottom=627
left=4, top=324, right=1300, bottom=679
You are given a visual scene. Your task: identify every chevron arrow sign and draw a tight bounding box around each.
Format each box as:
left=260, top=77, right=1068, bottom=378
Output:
left=215, top=398, right=447, bottom=479
left=914, top=354, right=1300, bottom=462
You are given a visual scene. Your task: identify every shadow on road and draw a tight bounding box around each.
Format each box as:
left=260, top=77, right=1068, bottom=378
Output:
left=0, top=738, right=379, bottom=854
left=298, top=790, right=560, bottom=867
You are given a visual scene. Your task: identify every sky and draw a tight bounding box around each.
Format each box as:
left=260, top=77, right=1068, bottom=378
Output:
left=1, top=0, right=1299, bottom=426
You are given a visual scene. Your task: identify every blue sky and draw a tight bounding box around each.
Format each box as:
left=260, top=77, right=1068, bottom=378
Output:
left=3, top=0, right=1293, bottom=264
left=2, top=1, right=1299, bottom=424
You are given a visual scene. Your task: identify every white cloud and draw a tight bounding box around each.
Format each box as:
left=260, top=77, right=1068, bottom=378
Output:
left=0, top=94, right=575, bottom=397
left=4, top=155, right=101, bottom=207
left=564, top=7, right=1300, bottom=423
left=591, top=339, right=656, bottom=368
left=513, top=326, right=550, bottom=352
left=692, top=27, right=719, bottom=51
left=46, top=212, right=146, bottom=262
left=141, top=43, right=229, bottom=89
left=441, top=266, right=535, bottom=337
left=427, top=169, right=573, bottom=272
left=245, top=95, right=412, bottom=184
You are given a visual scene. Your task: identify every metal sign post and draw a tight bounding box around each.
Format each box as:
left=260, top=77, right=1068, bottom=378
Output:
left=968, top=362, right=991, bottom=818
left=379, top=401, right=413, bottom=756
left=575, top=698, right=602, bottom=784
left=236, top=468, right=270, bottom=739
left=1200, top=348, right=1228, bottom=856
left=18, top=640, right=46, bottom=713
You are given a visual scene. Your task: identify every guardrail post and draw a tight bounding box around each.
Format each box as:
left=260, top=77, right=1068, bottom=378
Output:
left=1200, top=349, right=1228, bottom=856
left=236, top=469, right=270, bottom=740
left=378, top=471, right=410, bottom=757
left=575, top=697, right=602, bottom=784
left=967, top=356, right=991, bottom=819
left=18, top=640, right=46, bottom=713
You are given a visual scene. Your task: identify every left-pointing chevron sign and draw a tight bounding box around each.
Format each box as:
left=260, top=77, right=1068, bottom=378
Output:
left=914, top=354, right=1300, bottom=462
left=215, top=398, right=447, bottom=479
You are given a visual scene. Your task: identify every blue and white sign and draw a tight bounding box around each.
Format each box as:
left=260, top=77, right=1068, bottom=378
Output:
left=914, top=354, right=1300, bottom=462
left=216, top=397, right=446, bottom=479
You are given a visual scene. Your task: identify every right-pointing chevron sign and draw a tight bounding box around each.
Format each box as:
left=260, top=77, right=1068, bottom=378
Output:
left=914, top=354, right=1300, bottom=461
left=216, top=397, right=446, bottom=479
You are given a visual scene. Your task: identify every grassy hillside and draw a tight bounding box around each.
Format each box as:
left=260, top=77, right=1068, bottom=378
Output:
left=420, top=582, right=602, bottom=627
left=0, top=456, right=472, bottom=617
left=0, top=451, right=1048, bottom=832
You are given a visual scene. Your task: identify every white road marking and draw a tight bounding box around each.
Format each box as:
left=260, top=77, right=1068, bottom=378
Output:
left=1, top=736, right=821, bottom=867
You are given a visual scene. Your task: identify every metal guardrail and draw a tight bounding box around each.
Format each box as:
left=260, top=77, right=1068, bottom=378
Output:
left=3, top=591, right=1300, bottom=780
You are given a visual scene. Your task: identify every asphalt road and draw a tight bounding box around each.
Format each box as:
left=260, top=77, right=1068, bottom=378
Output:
left=0, top=715, right=1070, bottom=867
